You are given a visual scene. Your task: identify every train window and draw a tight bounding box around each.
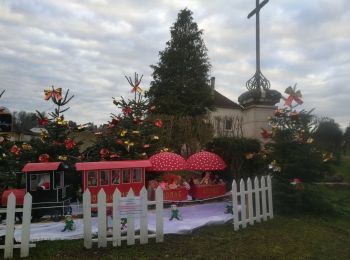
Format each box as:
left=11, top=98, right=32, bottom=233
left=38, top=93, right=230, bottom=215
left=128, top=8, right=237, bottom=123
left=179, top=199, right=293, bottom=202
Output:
left=122, top=169, right=130, bottom=183
left=100, top=170, right=109, bottom=186
left=30, top=173, right=50, bottom=191
left=54, top=171, right=64, bottom=189
left=111, top=170, right=120, bottom=185
left=87, top=171, right=97, bottom=187
left=132, top=168, right=142, bottom=183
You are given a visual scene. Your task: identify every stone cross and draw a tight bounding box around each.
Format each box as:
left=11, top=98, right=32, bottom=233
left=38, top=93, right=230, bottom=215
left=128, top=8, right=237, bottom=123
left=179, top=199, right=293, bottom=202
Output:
left=246, top=0, right=270, bottom=91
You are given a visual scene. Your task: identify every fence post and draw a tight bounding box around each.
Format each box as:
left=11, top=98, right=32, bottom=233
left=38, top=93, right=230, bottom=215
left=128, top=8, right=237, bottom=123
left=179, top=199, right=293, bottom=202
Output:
left=83, top=189, right=92, bottom=249
left=261, top=176, right=267, bottom=221
left=254, top=177, right=261, bottom=223
left=97, top=189, right=107, bottom=248
left=232, top=180, right=239, bottom=231
left=112, top=188, right=121, bottom=247
left=20, top=193, right=32, bottom=258
left=126, top=189, right=135, bottom=246
left=140, top=187, right=148, bottom=245
left=267, top=175, right=274, bottom=219
left=4, top=193, right=16, bottom=259
left=247, top=178, right=254, bottom=225
left=239, top=179, right=247, bottom=228
left=155, top=186, right=163, bottom=242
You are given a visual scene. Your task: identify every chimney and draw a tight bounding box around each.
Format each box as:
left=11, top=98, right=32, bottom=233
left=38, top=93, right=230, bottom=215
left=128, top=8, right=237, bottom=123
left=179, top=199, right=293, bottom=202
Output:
left=210, top=77, right=215, bottom=90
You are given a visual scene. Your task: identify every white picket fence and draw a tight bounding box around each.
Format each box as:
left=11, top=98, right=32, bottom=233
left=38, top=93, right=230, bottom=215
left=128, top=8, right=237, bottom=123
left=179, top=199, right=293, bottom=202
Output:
left=0, top=193, right=35, bottom=259
left=232, top=175, right=273, bottom=230
left=83, top=186, right=164, bottom=248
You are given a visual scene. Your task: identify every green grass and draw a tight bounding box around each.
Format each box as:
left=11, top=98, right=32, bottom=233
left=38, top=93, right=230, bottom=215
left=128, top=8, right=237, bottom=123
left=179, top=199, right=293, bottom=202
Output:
left=7, top=185, right=349, bottom=260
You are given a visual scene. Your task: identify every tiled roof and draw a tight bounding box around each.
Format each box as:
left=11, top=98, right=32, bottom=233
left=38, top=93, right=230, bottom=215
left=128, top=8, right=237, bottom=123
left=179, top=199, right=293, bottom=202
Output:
left=213, top=90, right=241, bottom=109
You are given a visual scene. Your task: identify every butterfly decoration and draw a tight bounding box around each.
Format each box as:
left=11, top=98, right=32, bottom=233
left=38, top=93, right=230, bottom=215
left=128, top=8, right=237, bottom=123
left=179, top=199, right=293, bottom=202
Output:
left=44, top=87, right=62, bottom=101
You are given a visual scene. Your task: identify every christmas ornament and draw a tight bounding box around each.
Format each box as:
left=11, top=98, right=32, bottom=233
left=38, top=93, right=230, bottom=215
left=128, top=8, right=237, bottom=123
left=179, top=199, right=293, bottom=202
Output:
left=269, top=160, right=281, bottom=172
left=38, top=117, right=49, bottom=126
left=100, top=148, right=110, bottom=159
left=260, top=128, right=271, bottom=139
left=64, top=138, right=76, bottom=150
left=154, top=119, right=163, bottom=128
left=122, top=107, right=132, bottom=116
left=44, top=87, right=62, bottom=101
left=58, top=155, right=67, bottom=161
left=120, top=129, right=128, bottom=137
left=56, top=116, right=67, bottom=125
left=22, top=143, right=32, bottom=151
left=38, top=153, right=50, bottom=162
left=10, top=145, right=21, bottom=156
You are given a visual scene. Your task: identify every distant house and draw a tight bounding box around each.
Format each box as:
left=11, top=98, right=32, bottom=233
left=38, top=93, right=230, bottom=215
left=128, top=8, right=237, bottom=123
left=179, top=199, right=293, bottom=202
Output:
left=208, top=77, right=243, bottom=137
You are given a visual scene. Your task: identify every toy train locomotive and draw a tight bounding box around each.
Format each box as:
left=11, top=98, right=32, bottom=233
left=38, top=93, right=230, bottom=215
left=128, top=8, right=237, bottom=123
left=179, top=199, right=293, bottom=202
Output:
left=1, top=162, right=71, bottom=221
left=0, top=160, right=153, bottom=221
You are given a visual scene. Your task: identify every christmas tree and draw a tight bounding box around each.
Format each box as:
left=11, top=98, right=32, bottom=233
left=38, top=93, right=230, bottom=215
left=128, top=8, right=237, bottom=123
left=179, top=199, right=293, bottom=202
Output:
left=90, top=73, right=163, bottom=161
left=263, top=84, right=333, bottom=214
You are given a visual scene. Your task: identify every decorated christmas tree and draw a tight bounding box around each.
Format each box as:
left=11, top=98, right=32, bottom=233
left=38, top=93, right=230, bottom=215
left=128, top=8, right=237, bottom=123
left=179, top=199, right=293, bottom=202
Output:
left=262, top=84, right=333, bottom=214
left=90, top=73, right=163, bottom=161
left=32, top=87, right=82, bottom=166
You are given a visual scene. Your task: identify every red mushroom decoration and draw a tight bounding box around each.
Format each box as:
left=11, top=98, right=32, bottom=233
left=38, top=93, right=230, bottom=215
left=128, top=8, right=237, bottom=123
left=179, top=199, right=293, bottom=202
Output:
left=149, top=152, right=187, bottom=171
left=187, top=151, right=227, bottom=171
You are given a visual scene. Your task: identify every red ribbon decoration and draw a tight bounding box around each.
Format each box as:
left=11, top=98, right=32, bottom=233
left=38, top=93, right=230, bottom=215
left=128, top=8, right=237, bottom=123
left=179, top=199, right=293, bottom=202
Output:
left=122, top=107, right=132, bottom=116
left=44, top=88, right=62, bottom=101
left=284, top=85, right=303, bottom=107
left=64, top=138, right=76, bottom=150
left=38, top=153, right=50, bottom=162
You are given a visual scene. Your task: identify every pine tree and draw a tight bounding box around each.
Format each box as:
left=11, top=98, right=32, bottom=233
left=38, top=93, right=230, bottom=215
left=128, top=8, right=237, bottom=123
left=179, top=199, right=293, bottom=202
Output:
left=148, top=8, right=214, bottom=116
left=89, top=73, right=163, bottom=161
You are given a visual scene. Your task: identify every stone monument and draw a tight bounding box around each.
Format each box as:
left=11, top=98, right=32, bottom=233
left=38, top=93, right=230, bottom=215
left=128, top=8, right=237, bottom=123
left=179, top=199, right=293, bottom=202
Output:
left=239, top=0, right=281, bottom=139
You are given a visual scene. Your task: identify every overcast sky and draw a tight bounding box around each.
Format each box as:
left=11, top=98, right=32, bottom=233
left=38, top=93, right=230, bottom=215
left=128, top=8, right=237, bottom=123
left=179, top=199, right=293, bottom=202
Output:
left=0, top=0, right=349, bottom=129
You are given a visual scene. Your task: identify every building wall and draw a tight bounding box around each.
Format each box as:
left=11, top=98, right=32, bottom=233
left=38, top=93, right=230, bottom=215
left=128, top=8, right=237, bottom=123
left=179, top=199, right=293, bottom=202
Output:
left=209, top=107, right=243, bottom=137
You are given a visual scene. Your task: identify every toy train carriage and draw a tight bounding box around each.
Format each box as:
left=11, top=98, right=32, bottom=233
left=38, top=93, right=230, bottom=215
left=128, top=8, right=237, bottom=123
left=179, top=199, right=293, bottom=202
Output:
left=75, top=160, right=152, bottom=204
left=1, top=162, right=71, bottom=220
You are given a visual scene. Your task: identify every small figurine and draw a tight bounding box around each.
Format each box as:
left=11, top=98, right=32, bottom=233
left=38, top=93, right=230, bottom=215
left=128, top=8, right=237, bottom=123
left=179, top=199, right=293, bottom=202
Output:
left=200, top=171, right=211, bottom=185
left=61, top=215, right=75, bottom=232
left=169, top=204, right=181, bottom=221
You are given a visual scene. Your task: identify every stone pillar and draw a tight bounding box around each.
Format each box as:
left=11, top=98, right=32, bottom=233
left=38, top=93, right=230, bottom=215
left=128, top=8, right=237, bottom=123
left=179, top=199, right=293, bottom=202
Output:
left=242, top=104, right=277, bottom=139
left=238, top=89, right=281, bottom=140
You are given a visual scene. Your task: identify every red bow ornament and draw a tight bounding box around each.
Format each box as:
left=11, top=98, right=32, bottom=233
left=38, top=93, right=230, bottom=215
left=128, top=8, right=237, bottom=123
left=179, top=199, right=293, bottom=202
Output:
left=38, top=117, right=49, bottom=126
left=154, top=119, right=163, bottom=128
left=44, top=87, right=62, bottom=101
left=122, top=107, right=132, bottom=116
left=260, top=128, right=272, bottom=139
left=284, top=84, right=303, bottom=107
left=100, top=148, right=110, bottom=160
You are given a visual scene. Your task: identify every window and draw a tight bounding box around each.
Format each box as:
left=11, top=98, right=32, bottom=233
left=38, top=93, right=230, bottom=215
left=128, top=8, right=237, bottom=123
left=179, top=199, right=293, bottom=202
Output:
left=100, top=170, right=109, bottom=186
left=224, top=119, right=233, bottom=131
left=111, top=170, right=120, bottom=185
left=30, top=173, right=50, bottom=191
left=54, top=171, right=64, bottom=189
left=122, top=169, right=130, bottom=183
left=87, top=171, right=97, bottom=187
left=132, top=168, right=142, bottom=183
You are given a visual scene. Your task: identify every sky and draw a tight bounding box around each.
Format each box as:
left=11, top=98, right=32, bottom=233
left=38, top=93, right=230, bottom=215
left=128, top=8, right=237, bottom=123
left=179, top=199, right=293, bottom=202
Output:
left=0, top=0, right=349, bottom=129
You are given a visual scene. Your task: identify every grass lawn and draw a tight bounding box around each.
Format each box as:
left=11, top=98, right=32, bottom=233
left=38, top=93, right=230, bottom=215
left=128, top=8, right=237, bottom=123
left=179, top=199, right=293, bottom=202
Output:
left=10, top=186, right=349, bottom=260
left=332, top=155, right=350, bottom=182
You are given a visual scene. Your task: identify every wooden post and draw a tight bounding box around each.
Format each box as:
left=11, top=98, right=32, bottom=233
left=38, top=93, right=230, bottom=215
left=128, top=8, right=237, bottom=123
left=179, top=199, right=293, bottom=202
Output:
left=261, top=176, right=267, bottom=221
left=267, top=175, right=274, bottom=219
left=83, top=189, right=92, bottom=249
left=126, top=189, right=135, bottom=246
left=112, top=188, right=121, bottom=247
left=97, top=189, right=107, bottom=248
left=247, top=178, right=254, bottom=225
left=4, top=193, right=16, bottom=259
left=240, top=179, right=247, bottom=228
left=139, top=187, right=148, bottom=245
left=254, top=177, right=261, bottom=222
left=20, top=193, right=32, bottom=258
left=232, top=180, right=239, bottom=231
left=155, top=186, right=163, bottom=242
